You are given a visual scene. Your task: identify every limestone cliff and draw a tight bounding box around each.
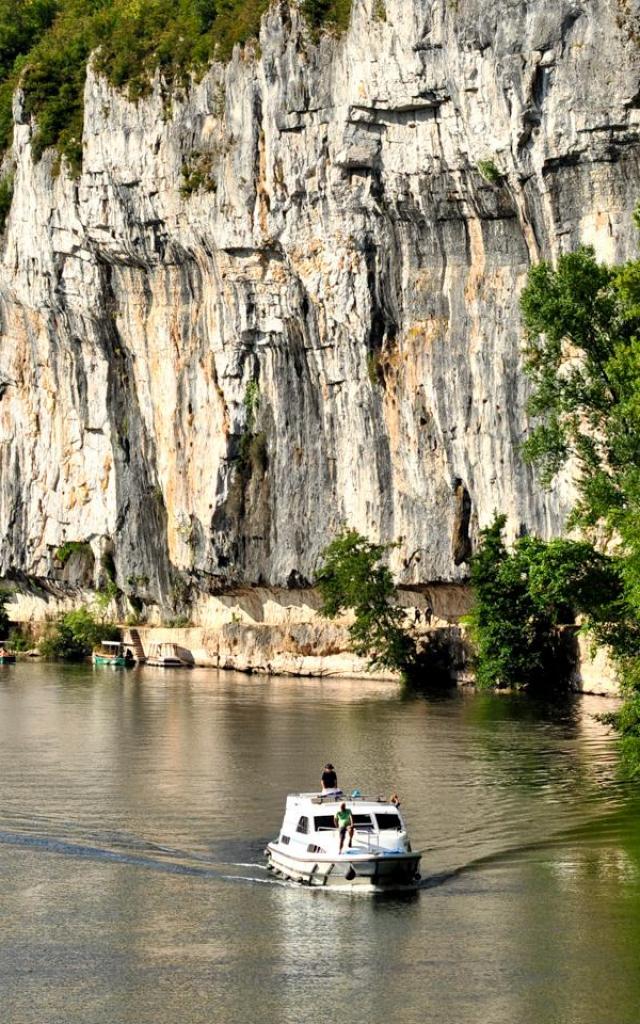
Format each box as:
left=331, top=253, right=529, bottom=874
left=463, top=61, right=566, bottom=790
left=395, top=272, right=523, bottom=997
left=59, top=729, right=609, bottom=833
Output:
left=1, top=0, right=639, bottom=612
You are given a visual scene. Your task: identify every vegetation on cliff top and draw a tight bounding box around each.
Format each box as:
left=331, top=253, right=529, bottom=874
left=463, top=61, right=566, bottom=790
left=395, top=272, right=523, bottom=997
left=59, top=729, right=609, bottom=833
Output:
left=0, top=0, right=352, bottom=173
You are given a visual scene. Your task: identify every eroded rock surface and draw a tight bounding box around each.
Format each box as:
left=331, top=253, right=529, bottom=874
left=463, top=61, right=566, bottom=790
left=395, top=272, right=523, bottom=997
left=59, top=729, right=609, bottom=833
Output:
left=1, top=0, right=639, bottom=609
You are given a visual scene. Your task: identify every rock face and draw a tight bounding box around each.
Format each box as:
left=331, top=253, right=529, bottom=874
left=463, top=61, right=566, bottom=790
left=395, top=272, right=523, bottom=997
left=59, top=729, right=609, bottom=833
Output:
left=1, top=0, right=640, bottom=610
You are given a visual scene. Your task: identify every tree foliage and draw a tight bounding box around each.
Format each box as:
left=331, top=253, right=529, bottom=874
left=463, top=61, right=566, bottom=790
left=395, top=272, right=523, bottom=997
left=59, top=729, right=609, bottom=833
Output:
left=39, top=607, right=119, bottom=661
left=301, top=0, right=352, bottom=33
left=468, top=516, right=622, bottom=691
left=316, top=529, right=419, bottom=678
left=521, top=247, right=640, bottom=515
left=0, top=0, right=352, bottom=171
left=0, top=591, right=9, bottom=641
left=520, top=240, right=640, bottom=730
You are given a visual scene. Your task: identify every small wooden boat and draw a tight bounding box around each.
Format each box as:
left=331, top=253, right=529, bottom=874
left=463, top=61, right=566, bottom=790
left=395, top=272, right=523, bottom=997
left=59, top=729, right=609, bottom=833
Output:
left=0, top=641, right=16, bottom=664
left=146, top=642, right=185, bottom=667
left=92, top=640, right=129, bottom=667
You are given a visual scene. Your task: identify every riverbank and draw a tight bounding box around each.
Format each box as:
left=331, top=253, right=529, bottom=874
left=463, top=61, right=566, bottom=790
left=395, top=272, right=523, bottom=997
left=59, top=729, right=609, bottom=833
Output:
left=5, top=580, right=619, bottom=694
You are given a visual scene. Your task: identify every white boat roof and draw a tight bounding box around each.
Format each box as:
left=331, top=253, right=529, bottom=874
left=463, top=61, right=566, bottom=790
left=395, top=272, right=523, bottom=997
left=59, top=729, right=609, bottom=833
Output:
left=100, top=640, right=122, bottom=647
left=286, top=792, right=402, bottom=813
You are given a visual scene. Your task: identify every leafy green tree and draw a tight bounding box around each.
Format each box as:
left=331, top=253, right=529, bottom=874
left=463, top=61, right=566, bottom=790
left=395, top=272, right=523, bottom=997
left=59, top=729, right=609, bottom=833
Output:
left=468, top=516, right=622, bottom=691
left=316, top=529, right=419, bottom=679
left=521, top=252, right=640, bottom=562
left=39, top=607, right=119, bottom=661
left=520, top=242, right=640, bottom=725
left=521, top=246, right=640, bottom=526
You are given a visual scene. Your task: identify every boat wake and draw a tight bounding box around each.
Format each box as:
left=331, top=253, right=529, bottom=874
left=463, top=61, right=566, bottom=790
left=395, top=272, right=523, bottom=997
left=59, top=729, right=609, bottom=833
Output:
left=0, top=827, right=228, bottom=878
left=0, top=800, right=630, bottom=895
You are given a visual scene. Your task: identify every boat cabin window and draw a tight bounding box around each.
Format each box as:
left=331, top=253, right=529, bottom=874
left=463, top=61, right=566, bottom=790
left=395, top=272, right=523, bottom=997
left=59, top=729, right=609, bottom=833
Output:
left=352, top=813, right=373, bottom=830
left=296, top=816, right=309, bottom=834
left=314, top=815, right=335, bottom=832
left=375, top=812, right=402, bottom=831
left=313, top=813, right=374, bottom=831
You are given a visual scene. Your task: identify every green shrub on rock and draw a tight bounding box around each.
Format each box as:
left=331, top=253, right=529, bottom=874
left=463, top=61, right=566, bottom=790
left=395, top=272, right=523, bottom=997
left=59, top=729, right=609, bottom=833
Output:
left=301, top=0, right=352, bottom=33
left=0, top=171, right=13, bottom=231
left=39, top=608, right=119, bottom=661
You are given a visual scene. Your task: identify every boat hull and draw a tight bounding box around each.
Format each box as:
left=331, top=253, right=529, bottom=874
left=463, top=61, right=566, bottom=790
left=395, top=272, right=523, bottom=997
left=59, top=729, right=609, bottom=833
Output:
left=0, top=654, right=16, bottom=663
left=266, top=843, right=421, bottom=892
left=92, top=654, right=127, bottom=667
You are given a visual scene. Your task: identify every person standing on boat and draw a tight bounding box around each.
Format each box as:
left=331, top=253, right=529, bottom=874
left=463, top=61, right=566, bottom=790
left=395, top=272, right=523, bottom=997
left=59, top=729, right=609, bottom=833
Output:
left=321, top=763, right=339, bottom=793
left=334, top=802, right=354, bottom=853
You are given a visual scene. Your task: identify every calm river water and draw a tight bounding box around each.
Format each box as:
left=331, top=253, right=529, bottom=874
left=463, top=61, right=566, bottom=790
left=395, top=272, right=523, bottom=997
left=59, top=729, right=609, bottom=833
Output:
left=1, top=663, right=639, bottom=1023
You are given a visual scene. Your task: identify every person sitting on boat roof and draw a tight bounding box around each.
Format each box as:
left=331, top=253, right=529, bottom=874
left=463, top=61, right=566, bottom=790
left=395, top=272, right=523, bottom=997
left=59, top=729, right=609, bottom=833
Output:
left=334, top=802, right=354, bottom=853
left=321, top=763, right=341, bottom=794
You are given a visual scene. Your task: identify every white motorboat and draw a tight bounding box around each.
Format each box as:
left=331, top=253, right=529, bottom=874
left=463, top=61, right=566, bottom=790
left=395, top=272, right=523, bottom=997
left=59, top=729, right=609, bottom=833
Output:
left=266, top=791, right=422, bottom=893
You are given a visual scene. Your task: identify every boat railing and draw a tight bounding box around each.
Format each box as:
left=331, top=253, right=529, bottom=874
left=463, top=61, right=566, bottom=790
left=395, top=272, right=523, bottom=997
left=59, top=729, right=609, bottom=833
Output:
left=352, top=829, right=384, bottom=852
left=315, top=825, right=383, bottom=853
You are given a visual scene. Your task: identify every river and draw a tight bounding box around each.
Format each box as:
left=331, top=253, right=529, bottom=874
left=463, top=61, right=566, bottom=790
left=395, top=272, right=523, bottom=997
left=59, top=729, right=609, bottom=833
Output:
left=0, top=663, right=639, bottom=1024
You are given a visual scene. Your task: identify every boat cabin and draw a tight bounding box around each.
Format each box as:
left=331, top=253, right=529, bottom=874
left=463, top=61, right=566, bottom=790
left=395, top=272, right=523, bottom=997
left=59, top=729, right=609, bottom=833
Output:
left=278, top=793, right=411, bottom=857
left=95, top=641, right=124, bottom=656
left=92, top=641, right=130, bottom=666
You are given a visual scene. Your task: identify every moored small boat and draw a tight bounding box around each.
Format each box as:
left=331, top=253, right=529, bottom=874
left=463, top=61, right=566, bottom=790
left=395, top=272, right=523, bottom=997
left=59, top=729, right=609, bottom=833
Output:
left=266, top=791, right=422, bottom=893
left=92, top=640, right=129, bottom=667
left=0, top=641, right=16, bottom=664
left=145, top=642, right=186, bottom=667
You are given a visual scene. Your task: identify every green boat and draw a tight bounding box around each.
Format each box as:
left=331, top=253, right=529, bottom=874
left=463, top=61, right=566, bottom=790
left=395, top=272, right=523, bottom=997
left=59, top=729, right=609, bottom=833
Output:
left=92, top=641, right=129, bottom=667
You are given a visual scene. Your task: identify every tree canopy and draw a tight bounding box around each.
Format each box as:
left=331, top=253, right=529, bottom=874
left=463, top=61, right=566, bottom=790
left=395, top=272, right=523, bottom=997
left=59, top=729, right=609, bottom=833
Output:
left=316, top=529, right=419, bottom=679
left=0, top=0, right=352, bottom=172
left=520, top=240, right=640, bottom=719
left=468, top=516, right=622, bottom=691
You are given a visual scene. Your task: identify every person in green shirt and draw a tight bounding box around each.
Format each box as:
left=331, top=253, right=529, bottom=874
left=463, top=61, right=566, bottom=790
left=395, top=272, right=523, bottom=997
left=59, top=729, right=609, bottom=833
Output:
left=334, top=802, right=354, bottom=853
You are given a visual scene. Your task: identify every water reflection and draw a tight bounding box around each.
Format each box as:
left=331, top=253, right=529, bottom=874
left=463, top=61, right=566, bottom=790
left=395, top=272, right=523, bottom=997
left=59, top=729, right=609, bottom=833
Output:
left=1, top=663, right=639, bottom=1024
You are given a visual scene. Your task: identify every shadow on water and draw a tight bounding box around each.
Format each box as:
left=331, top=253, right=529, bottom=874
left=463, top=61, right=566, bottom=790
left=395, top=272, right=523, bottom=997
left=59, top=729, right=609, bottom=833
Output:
left=399, top=680, right=584, bottom=729
left=464, top=690, right=584, bottom=729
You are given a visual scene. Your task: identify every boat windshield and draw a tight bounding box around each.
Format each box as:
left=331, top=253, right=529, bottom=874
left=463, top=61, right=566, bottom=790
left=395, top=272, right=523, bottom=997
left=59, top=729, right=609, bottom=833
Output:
left=313, top=813, right=374, bottom=832
left=375, top=812, right=402, bottom=831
